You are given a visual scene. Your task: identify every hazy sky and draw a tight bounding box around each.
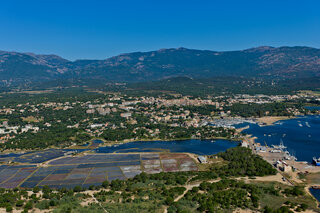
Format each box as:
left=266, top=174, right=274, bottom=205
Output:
left=0, top=0, right=319, bottom=60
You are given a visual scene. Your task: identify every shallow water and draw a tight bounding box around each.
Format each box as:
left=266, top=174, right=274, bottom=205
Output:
left=305, top=106, right=320, bottom=111
left=95, top=139, right=238, bottom=155
left=0, top=139, right=237, bottom=163
left=309, top=188, right=320, bottom=204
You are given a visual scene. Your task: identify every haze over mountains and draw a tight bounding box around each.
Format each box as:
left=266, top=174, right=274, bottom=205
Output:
left=0, top=46, right=320, bottom=85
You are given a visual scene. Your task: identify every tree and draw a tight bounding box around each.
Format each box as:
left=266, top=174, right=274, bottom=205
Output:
left=102, top=180, right=109, bottom=188
left=165, top=197, right=174, bottom=205
left=24, top=201, right=33, bottom=210
left=16, top=200, right=24, bottom=207
left=5, top=204, right=12, bottom=212
left=33, top=186, right=40, bottom=193
left=73, top=185, right=82, bottom=192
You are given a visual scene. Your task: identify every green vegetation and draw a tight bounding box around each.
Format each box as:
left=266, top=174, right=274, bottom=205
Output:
left=0, top=53, right=319, bottom=212
left=0, top=147, right=316, bottom=213
left=3, top=127, right=91, bottom=150
left=225, top=102, right=298, bottom=117
left=0, top=78, right=318, bottom=151
left=172, top=179, right=272, bottom=212
left=216, top=147, right=277, bottom=177
left=282, top=186, right=305, bottom=197
left=101, top=125, right=236, bottom=142
left=127, top=76, right=320, bottom=97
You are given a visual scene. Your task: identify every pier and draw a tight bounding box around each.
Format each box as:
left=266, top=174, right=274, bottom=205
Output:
left=242, top=137, right=320, bottom=174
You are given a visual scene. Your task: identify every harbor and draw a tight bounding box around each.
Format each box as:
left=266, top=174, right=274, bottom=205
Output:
left=209, top=117, right=256, bottom=128
left=241, top=115, right=320, bottom=174
left=239, top=115, right=320, bottom=204
left=246, top=140, right=320, bottom=174
left=242, top=115, right=320, bottom=162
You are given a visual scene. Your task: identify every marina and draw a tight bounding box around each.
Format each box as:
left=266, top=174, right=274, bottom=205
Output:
left=243, top=115, right=320, bottom=162
left=209, top=117, right=256, bottom=128
left=242, top=115, right=320, bottom=174
left=313, top=157, right=320, bottom=166
left=240, top=114, right=320, bottom=203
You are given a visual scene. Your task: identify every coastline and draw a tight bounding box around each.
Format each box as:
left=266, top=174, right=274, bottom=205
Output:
left=2, top=115, right=320, bottom=209
left=0, top=136, right=240, bottom=154
left=238, top=115, right=320, bottom=204
left=1, top=115, right=301, bottom=154
left=0, top=115, right=305, bottom=154
left=87, top=136, right=240, bottom=150
left=255, top=116, right=295, bottom=126
left=306, top=186, right=320, bottom=207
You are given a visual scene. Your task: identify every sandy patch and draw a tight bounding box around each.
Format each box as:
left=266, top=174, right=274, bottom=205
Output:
left=236, top=173, right=291, bottom=185
left=256, top=116, right=293, bottom=126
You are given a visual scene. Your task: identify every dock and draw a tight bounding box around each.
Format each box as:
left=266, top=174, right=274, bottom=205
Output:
left=243, top=137, right=320, bottom=174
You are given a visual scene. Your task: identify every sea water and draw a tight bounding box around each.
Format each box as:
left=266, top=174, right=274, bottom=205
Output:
left=243, top=115, right=320, bottom=162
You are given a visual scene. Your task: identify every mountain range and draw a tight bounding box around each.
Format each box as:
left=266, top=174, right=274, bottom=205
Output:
left=1, top=46, right=320, bottom=85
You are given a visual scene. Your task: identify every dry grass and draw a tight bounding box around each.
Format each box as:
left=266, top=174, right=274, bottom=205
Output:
left=197, top=156, right=227, bottom=171
left=22, top=116, right=42, bottom=122
left=306, top=172, right=320, bottom=185
left=256, top=116, right=293, bottom=126
left=255, top=182, right=318, bottom=211
left=298, top=90, right=320, bottom=97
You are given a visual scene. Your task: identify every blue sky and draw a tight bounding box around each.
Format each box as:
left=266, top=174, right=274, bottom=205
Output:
left=0, top=0, right=319, bottom=60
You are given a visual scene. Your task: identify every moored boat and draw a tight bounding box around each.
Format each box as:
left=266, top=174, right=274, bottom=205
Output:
left=313, top=157, right=320, bottom=166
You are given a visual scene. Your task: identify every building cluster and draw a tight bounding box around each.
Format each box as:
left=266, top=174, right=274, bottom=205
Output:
left=0, top=121, right=39, bottom=142
left=0, top=92, right=318, bottom=143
